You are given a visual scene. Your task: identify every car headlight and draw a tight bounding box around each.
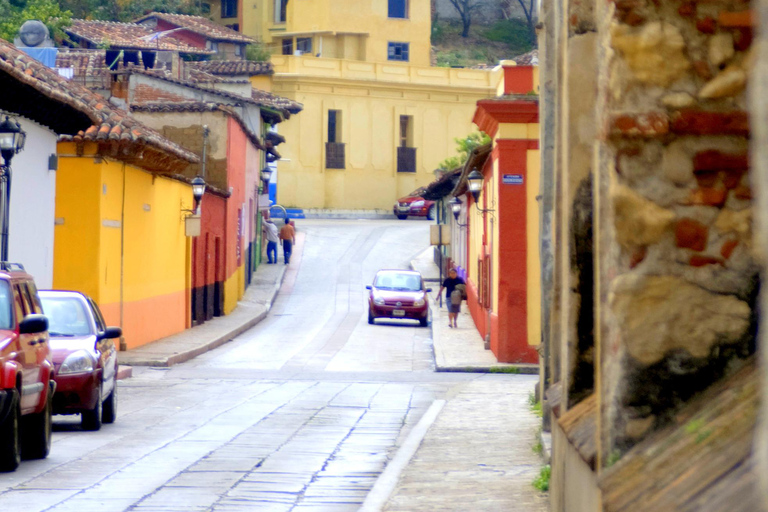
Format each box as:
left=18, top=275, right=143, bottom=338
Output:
left=412, top=200, right=425, bottom=207
left=59, top=350, right=95, bottom=375
left=373, top=297, right=385, bottom=306
left=413, top=299, right=425, bottom=307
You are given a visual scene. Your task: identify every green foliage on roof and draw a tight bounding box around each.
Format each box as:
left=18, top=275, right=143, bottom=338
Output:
left=437, top=131, right=491, bottom=171
left=0, top=0, right=72, bottom=43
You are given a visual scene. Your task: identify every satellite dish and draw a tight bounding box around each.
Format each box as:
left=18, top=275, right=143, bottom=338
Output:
left=17, top=20, right=51, bottom=47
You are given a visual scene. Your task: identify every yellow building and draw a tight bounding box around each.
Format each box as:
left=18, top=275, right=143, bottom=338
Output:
left=55, top=125, right=198, bottom=350
left=208, top=0, right=499, bottom=211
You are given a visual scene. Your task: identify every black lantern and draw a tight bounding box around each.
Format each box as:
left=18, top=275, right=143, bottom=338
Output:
left=0, top=116, right=25, bottom=166
left=467, top=168, right=484, bottom=203
left=260, top=166, right=273, bottom=183
left=448, top=197, right=462, bottom=220
left=191, top=176, right=206, bottom=204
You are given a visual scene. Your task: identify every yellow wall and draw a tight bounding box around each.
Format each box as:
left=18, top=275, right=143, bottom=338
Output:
left=54, top=142, right=193, bottom=350
left=527, top=149, right=541, bottom=348
left=266, top=56, right=499, bottom=210
left=222, top=0, right=431, bottom=66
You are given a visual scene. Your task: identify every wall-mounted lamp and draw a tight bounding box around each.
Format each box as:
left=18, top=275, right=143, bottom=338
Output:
left=260, top=166, right=273, bottom=192
left=0, top=116, right=25, bottom=262
left=182, top=175, right=206, bottom=214
left=466, top=167, right=495, bottom=214
left=448, top=197, right=467, bottom=227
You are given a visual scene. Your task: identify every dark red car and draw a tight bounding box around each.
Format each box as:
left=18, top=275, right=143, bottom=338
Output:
left=0, top=264, right=54, bottom=472
left=367, top=270, right=431, bottom=327
left=393, top=188, right=436, bottom=220
left=39, top=291, right=120, bottom=431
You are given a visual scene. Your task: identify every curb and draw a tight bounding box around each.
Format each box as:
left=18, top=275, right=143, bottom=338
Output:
left=360, top=400, right=446, bottom=511
left=116, top=365, right=132, bottom=380
left=119, top=266, right=287, bottom=370
left=435, top=364, right=540, bottom=374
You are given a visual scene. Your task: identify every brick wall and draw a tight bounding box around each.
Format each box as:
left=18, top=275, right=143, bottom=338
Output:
left=133, top=84, right=190, bottom=105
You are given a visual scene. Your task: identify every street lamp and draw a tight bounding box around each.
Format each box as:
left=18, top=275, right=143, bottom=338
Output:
left=260, top=166, right=273, bottom=191
left=466, top=168, right=484, bottom=203
left=0, top=116, right=26, bottom=262
left=448, top=197, right=462, bottom=220
left=191, top=176, right=206, bottom=209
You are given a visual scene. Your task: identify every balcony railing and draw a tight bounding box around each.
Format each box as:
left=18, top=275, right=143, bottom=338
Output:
left=397, top=147, right=417, bottom=173
left=326, top=142, right=346, bottom=169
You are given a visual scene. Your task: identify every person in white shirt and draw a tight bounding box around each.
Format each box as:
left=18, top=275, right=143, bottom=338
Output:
left=263, top=219, right=280, bottom=264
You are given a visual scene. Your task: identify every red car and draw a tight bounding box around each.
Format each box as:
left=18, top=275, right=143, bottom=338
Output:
left=393, top=188, right=436, bottom=220
left=0, top=264, right=54, bottom=472
left=367, top=270, right=431, bottom=327
left=39, top=291, right=120, bottom=431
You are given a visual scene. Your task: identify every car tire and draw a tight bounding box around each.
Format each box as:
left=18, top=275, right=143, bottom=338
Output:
left=0, top=389, right=20, bottom=472
left=82, top=383, right=103, bottom=432
left=427, top=205, right=437, bottom=221
left=396, top=214, right=408, bottom=220
left=102, top=379, right=117, bottom=425
left=368, top=310, right=375, bottom=325
left=21, top=385, right=52, bottom=460
left=419, top=317, right=428, bottom=327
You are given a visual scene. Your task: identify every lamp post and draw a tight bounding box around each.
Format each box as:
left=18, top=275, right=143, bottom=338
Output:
left=0, top=116, right=26, bottom=262
left=260, top=166, right=273, bottom=192
left=190, top=176, right=206, bottom=214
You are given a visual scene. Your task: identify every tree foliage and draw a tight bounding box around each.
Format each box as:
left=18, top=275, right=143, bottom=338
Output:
left=500, top=0, right=537, bottom=46
left=446, top=0, right=486, bottom=37
left=438, top=131, right=491, bottom=171
left=0, top=0, right=72, bottom=43
left=58, top=0, right=201, bottom=22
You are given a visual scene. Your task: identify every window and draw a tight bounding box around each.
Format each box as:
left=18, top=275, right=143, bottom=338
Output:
left=388, top=42, right=409, bottom=62
left=397, top=115, right=416, bottom=173
left=221, top=0, right=237, bottom=18
left=399, top=115, right=413, bottom=147
left=296, top=37, right=312, bottom=55
left=388, top=0, right=408, bottom=18
left=235, top=44, right=243, bottom=57
left=201, top=2, right=211, bottom=14
left=328, top=110, right=341, bottom=143
left=205, top=40, right=219, bottom=52
left=226, top=23, right=240, bottom=31
left=275, top=0, right=288, bottom=23
left=282, top=38, right=293, bottom=55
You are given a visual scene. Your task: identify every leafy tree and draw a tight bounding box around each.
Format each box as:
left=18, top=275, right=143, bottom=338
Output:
left=0, top=0, right=72, bottom=43
left=58, top=0, right=201, bottom=22
left=446, top=0, right=486, bottom=37
left=438, top=131, right=491, bottom=171
left=246, top=41, right=271, bottom=62
left=500, top=0, right=537, bottom=46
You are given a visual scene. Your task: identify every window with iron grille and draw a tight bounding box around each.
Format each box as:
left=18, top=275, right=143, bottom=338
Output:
left=221, top=0, right=237, bottom=18
left=388, top=0, right=408, bottom=18
left=326, top=110, right=345, bottom=169
left=387, top=42, right=409, bottom=62
left=297, top=37, right=312, bottom=54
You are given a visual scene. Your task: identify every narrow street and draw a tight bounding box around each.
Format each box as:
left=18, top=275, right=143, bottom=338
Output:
left=0, top=220, right=537, bottom=512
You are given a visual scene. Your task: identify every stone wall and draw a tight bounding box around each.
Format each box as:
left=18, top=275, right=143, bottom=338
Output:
left=594, top=0, right=756, bottom=464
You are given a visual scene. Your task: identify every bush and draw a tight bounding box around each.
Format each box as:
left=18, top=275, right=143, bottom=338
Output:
left=481, top=19, right=533, bottom=54
left=246, top=42, right=271, bottom=62
left=533, top=464, right=551, bottom=492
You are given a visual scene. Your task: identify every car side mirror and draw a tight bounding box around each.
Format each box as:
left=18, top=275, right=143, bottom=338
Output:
left=366, top=285, right=372, bottom=290
left=19, top=314, right=48, bottom=335
left=425, top=288, right=432, bottom=293
left=98, top=326, right=122, bottom=340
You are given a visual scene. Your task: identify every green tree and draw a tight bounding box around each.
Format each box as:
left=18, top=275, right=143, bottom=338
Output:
left=246, top=41, right=271, bottom=62
left=0, top=0, right=72, bottom=43
left=437, top=131, right=491, bottom=171
left=58, top=0, right=201, bottom=22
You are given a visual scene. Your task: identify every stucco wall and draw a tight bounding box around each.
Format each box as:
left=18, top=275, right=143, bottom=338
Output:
left=9, top=118, right=57, bottom=288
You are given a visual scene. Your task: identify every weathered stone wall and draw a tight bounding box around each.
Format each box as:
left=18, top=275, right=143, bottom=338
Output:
left=594, top=0, right=757, bottom=464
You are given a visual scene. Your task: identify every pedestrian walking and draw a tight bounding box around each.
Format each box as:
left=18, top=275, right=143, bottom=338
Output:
left=263, top=219, right=279, bottom=264
left=436, top=268, right=465, bottom=328
left=279, top=218, right=296, bottom=264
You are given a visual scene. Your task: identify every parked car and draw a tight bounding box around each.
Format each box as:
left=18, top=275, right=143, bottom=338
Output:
left=0, top=263, right=53, bottom=472
left=393, top=188, right=436, bottom=220
left=366, top=270, right=431, bottom=327
left=39, top=291, right=120, bottom=431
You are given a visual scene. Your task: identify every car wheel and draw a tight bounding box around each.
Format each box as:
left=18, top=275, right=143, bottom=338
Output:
left=419, top=317, right=429, bottom=327
left=427, top=204, right=437, bottom=221
left=82, top=383, right=103, bottom=431
left=0, top=390, right=20, bottom=472
left=396, top=214, right=408, bottom=220
left=21, top=385, right=52, bottom=460
left=368, top=310, right=375, bottom=325
left=102, top=378, right=117, bottom=425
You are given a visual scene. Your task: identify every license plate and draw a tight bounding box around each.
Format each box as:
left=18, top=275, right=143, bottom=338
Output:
left=399, top=207, right=409, bottom=211
left=392, top=310, right=405, bottom=317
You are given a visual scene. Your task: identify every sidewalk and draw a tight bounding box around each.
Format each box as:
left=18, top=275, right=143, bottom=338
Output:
left=117, top=232, right=304, bottom=370
left=411, top=247, right=538, bottom=374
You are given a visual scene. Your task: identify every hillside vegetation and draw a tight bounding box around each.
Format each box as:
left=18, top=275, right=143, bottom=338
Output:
left=431, top=18, right=534, bottom=68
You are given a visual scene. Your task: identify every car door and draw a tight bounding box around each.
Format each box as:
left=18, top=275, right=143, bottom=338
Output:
left=89, top=298, right=116, bottom=399
left=15, top=282, right=45, bottom=413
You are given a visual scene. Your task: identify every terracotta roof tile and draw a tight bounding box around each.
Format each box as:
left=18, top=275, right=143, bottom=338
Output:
left=186, top=59, right=273, bottom=76
left=66, top=19, right=213, bottom=53
left=251, top=88, right=303, bottom=115
left=135, top=12, right=255, bottom=44
left=0, top=40, right=198, bottom=166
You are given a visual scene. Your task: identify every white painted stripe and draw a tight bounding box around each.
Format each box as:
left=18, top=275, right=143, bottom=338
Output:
left=102, top=219, right=121, bottom=228
left=360, top=399, right=446, bottom=512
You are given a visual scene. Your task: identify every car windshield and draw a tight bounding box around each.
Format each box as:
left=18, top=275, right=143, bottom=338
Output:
left=374, top=272, right=422, bottom=292
left=0, top=281, right=12, bottom=330
left=408, top=187, right=426, bottom=198
left=40, top=297, right=92, bottom=336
